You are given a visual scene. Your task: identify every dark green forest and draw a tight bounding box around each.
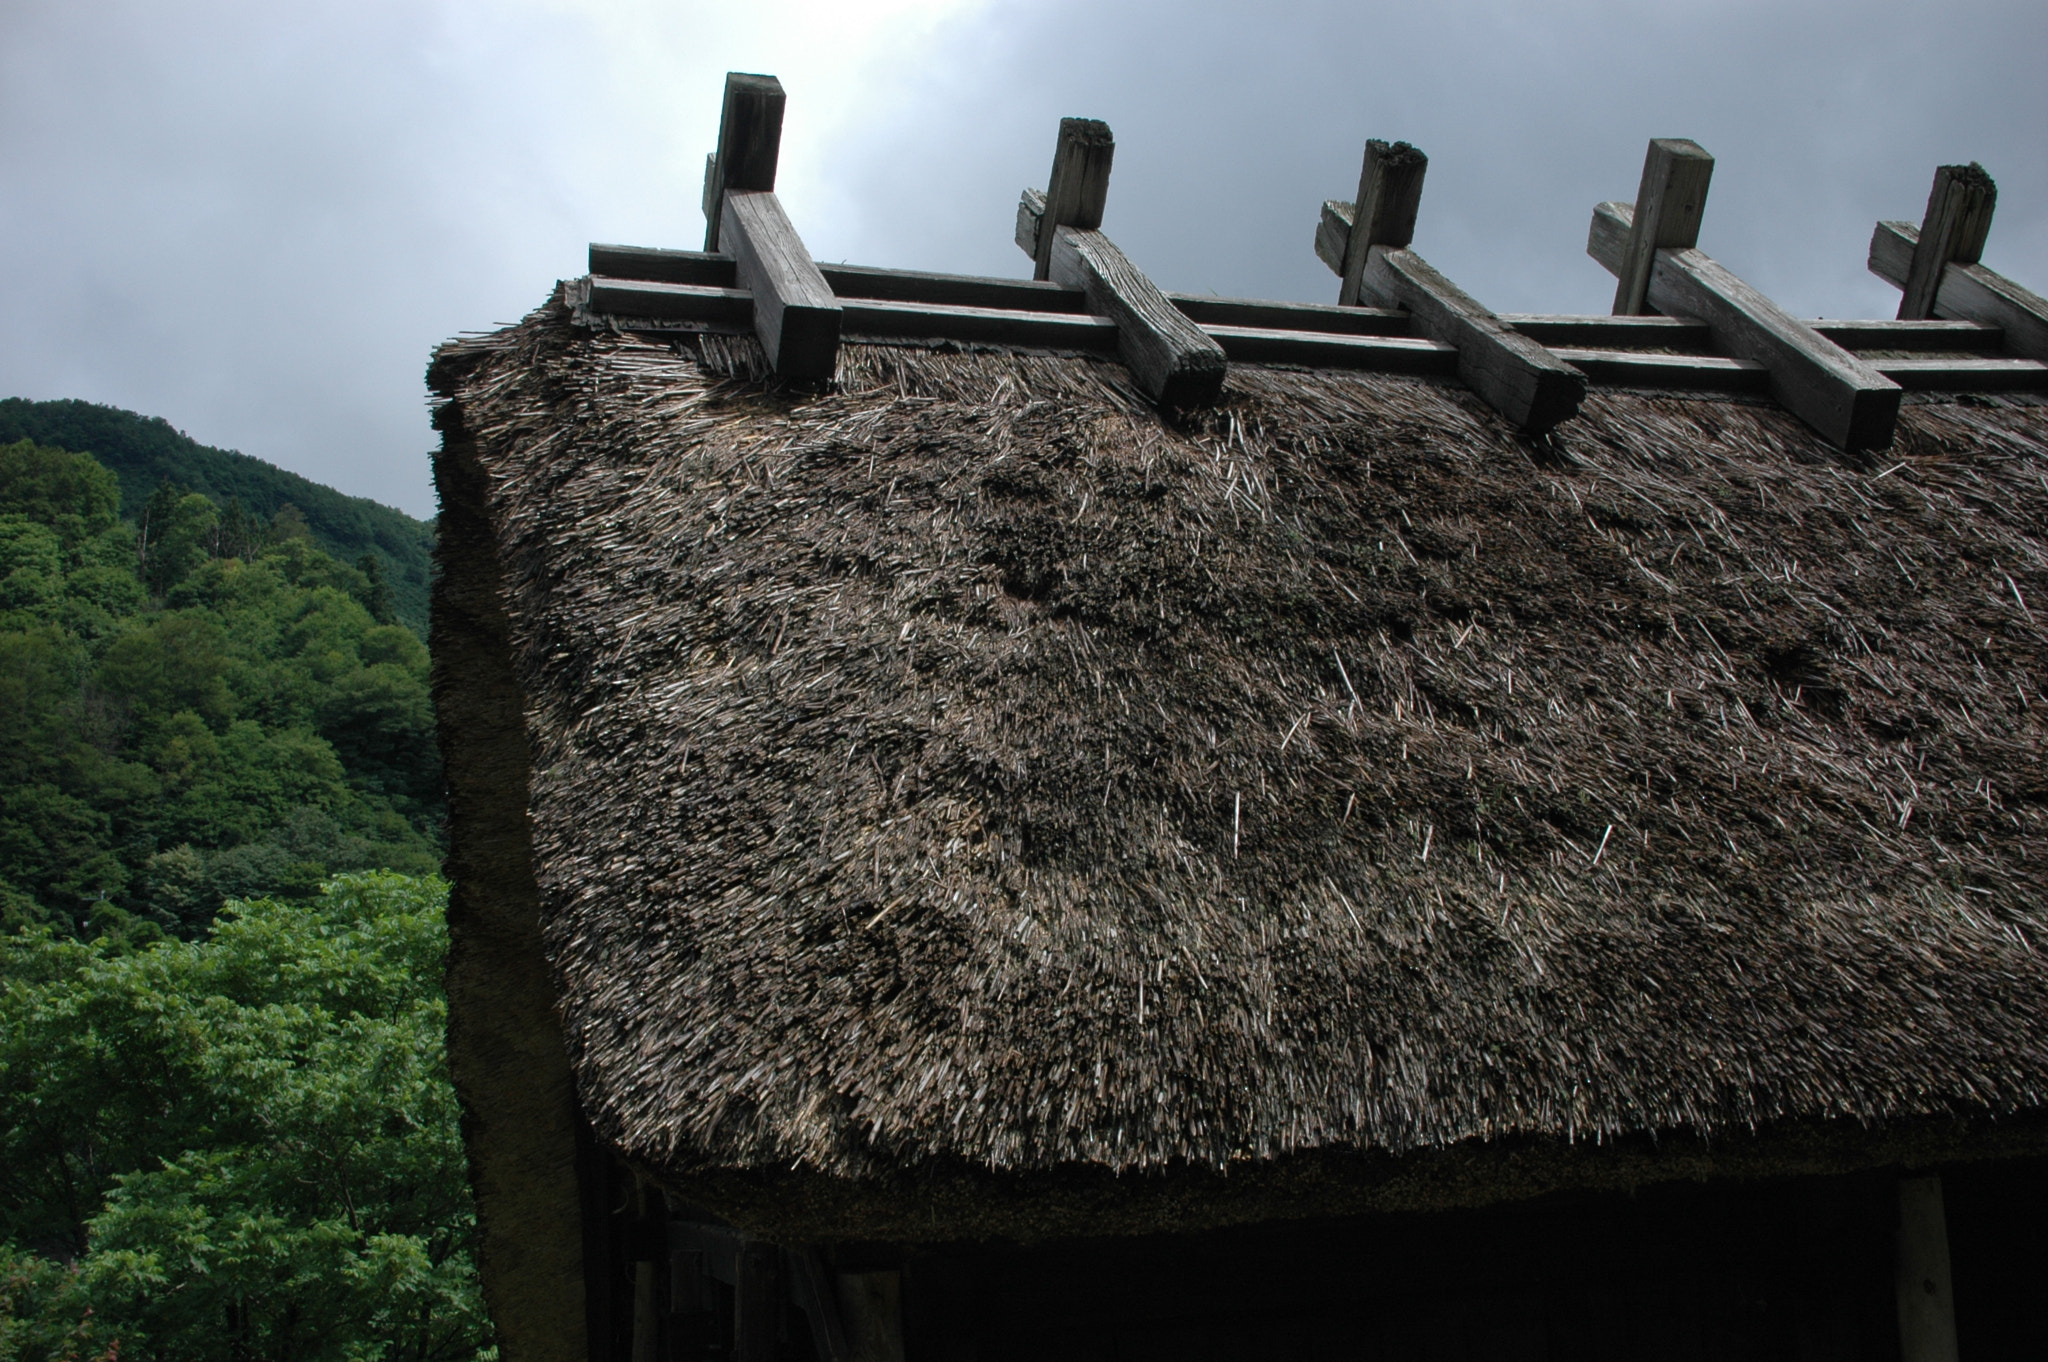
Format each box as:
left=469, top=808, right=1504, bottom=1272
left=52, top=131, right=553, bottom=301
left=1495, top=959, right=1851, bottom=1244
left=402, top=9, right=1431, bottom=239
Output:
left=0, top=400, right=434, bottom=633
left=1, top=433, right=483, bottom=1359
left=0, top=437, right=442, bottom=939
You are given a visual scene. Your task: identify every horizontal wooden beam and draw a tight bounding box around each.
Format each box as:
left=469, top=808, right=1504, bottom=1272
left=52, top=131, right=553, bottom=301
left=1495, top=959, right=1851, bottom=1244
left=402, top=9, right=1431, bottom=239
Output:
left=1360, top=246, right=1586, bottom=431
left=1613, top=138, right=1714, bottom=316
left=1501, top=314, right=1712, bottom=350
left=1869, top=219, right=2048, bottom=362
left=1807, top=318, right=2003, bottom=352
left=704, top=73, right=786, bottom=252
left=822, top=262, right=1084, bottom=313
left=1170, top=293, right=1408, bottom=336
left=840, top=298, right=1115, bottom=350
left=1550, top=347, right=1768, bottom=392
left=1899, top=163, right=1997, bottom=321
left=589, top=244, right=737, bottom=289
left=721, top=189, right=840, bottom=380
left=1870, top=355, right=2048, bottom=392
left=1049, top=226, right=1227, bottom=406
left=1203, top=325, right=1456, bottom=373
left=1591, top=200, right=1900, bottom=450
left=586, top=277, right=751, bottom=326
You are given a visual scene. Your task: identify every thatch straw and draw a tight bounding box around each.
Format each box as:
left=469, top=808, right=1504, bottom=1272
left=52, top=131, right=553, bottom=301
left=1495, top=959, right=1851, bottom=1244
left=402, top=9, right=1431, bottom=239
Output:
left=431, top=288, right=2048, bottom=1241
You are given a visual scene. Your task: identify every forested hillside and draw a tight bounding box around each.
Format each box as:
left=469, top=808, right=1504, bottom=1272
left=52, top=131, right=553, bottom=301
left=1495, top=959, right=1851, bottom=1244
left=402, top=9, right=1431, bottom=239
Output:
left=0, top=437, right=443, bottom=939
left=0, top=399, right=434, bottom=632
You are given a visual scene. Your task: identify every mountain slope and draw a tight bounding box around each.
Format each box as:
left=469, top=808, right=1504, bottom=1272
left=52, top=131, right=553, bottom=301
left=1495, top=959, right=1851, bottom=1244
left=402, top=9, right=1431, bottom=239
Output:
left=0, top=398, right=433, bottom=631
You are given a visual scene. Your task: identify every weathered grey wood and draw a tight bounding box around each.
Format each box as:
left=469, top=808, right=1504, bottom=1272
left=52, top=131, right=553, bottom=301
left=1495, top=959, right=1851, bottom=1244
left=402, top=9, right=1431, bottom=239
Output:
left=1171, top=292, right=1408, bottom=336
left=1592, top=200, right=1900, bottom=449
left=1613, top=138, right=1715, bottom=316
left=721, top=189, right=840, bottom=380
left=835, top=1271, right=905, bottom=1362
left=1315, top=200, right=1353, bottom=276
left=1015, top=187, right=1047, bottom=262
left=1339, top=141, right=1428, bottom=307
left=587, top=277, right=752, bottom=325
left=1202, top=324, right=1457, bottom=373
left=1549, top=347, right=1769, bottom=392
left=703, top=73, right=786, bottom=251
left=1896, top=1177, right=1959, bottom=1362
left=1807, top=318, right=2003, bottom=351
left=1031, top=120, right=1114, bottom=281
left=1870, top=219, right=2048, bottom=362
left=1501, top=314, right=1712, bottom=350
left=589, top=244, right=737, bottom=289
left=1900, top=163, right=1997, bottom=320
left=1050, top=226, right=1227, bottom=406
left=1871, top=355, right=2048, bottom=391
left=787, top=1250, right=852, bottom=1362
left=1359, top=247, right=1586, bottom=431
left=839, top=298, right=1116, bottom=350
left=822, top=262, right=1084, bottom=313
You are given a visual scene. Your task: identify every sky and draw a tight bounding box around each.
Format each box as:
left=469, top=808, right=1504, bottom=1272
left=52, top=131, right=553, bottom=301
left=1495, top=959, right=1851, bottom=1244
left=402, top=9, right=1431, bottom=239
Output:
left=2, top=0, right=2044, bottom=520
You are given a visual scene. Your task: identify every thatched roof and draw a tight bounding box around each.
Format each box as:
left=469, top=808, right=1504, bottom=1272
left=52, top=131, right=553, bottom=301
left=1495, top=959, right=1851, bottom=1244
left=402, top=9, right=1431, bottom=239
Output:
left=430, top=286, right=2048, bottom=1243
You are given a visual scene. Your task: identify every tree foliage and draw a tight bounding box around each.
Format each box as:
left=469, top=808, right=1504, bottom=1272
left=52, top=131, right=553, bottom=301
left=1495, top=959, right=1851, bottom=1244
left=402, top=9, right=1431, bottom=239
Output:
left=0, top=440, right=442, bottom=937
left=0, top=874, right=492, bottom=1361
left=0, top=401, right=433, bottom=633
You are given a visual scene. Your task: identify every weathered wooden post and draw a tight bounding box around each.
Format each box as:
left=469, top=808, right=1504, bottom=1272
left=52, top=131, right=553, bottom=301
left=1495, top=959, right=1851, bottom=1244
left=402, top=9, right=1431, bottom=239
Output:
left=1335, top=140, right=1428, bottom=309
left=700, top=71, right=840, bottom=381
left=1316, top=138, right=1585, bottom=432
left=1587, top=137, right=1900, bottom=450
left=1896, top=1176, right=1960, bottom=1362
left=1610, top=138, right=1715, bottom=317
left=1897, top=164, right=1997, bottom=321
left=1014, top=120, right=1228, bottom=407
left=1868, top=163, right=2048, bottom=362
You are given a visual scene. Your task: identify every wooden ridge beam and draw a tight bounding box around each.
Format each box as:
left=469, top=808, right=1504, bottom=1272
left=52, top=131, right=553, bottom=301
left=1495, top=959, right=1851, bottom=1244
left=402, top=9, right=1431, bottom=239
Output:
left=703, top=73, right=786, bottom=252
left=1897, top=164, right=1997, bottom=321
left=720, top=189, right=841, bottom=380
left=823, top=263, right=1084, bottom=313
left=1501, top=314, right=1713, bottom=350
left=1202, top=325, right=1456, bottom=373
left=839, top=298, right=1115, bottom=350
left=1049, top=227, right=1228, bottom=406
left=585, top=277, right=752, bottom=326
left=1590, top=197, right=1900, bottom=450
left=1869, top=219, right=2048, bottom=362
left=1612, top=139, right=1715, bottom=316
left=589, top=244, right=737, bottom=289
left=1171, top=293, right=1408, bottom=336
left=1550, top=348, right=1768, bottom=392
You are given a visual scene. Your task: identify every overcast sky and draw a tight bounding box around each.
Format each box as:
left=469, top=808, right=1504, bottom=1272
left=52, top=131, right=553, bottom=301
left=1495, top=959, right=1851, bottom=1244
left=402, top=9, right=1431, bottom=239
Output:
left=3, top=0, right=2043, bottom=519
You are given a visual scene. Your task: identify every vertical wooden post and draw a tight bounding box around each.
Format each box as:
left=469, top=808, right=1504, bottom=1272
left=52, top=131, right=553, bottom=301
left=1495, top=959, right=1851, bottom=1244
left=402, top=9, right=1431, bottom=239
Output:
left=1898, top=163, right=1997, bottom=320
left=836, top=1270, right=906, bottom=1362
left=1896, top=1176, right=1961, bottom=1362
left=1612, top=138, right=1715, bottom=316
left=734, top=1239, right=782, bottom=1362
left=703, top=72, right=787, bottom=252
left=1033, top=118, right=1115, bottom=280
left=1337, top=140, right=1428, bottom=308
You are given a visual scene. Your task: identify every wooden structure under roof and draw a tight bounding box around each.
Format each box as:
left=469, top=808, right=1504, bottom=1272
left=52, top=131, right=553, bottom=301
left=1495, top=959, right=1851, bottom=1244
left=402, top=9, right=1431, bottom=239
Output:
left=576, top=74, right=2048, bottom=455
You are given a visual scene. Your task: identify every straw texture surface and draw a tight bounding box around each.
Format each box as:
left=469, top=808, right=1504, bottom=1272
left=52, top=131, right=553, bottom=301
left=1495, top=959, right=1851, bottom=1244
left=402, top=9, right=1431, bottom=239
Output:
left=431, top=292, right=2048, bottom=1237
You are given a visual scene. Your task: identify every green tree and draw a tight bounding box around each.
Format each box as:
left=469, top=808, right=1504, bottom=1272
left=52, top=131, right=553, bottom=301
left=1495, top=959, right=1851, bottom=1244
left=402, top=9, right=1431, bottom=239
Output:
left=0, top=875, right=490, bottom=1361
